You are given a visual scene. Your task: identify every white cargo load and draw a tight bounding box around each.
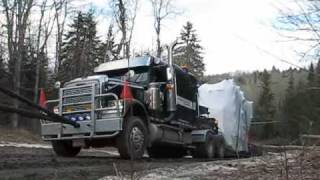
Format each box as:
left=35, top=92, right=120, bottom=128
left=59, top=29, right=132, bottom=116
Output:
left=198, top=79, right=253, bottom=152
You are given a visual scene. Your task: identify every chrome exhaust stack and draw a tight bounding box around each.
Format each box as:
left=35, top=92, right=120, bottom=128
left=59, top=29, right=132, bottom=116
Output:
left=165, top=39, right=181, bottom=112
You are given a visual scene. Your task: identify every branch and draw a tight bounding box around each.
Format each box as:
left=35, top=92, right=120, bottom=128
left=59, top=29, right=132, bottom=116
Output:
left=294, top=0, right=320, bottom=40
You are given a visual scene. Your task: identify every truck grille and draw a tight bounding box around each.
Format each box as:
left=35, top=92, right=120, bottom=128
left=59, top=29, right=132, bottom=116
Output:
left=63, top=95, right=91, bottom=104
left=62, top=85, right=95, bottom=113
left=63, top=86, right=92, bottom=96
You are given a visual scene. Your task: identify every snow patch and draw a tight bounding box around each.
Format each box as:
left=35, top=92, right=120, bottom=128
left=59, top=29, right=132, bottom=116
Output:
left=99, top=162, right=239, bottom=180
left=98, top=176, right=122, bottom=180
left=87, top=149, right=119, bottom=156
left=0, top=142, right=120, bottom=157
left=140, top=163, right=237, bottom=179
left=0, top=141, right=51, bottom=149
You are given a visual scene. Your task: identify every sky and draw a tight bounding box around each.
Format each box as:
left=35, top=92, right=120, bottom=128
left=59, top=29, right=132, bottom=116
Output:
left=0, top=0, right=311, bottom=145
left=74, top=0, right=311, bottom=75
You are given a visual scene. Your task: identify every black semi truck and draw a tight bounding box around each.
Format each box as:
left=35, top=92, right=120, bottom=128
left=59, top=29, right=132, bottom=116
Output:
left=41, top=41, right=225, bottom=159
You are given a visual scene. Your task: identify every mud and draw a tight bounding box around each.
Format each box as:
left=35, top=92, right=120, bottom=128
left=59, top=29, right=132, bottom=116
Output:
left=0, top=146, right=211, bottom=180
left=0, top=144, right=319, bottom=180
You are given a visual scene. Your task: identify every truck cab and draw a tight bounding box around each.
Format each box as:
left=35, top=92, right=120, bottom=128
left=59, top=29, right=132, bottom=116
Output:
left=42, top=52, right=223, bottom=159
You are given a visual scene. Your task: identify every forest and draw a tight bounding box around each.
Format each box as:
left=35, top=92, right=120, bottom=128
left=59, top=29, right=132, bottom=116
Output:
left=0, top=0, right=319, bottom=143
left=0, top=0, right=205, bottom=133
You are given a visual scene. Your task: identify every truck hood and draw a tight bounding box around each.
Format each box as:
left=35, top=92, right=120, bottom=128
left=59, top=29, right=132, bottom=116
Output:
left=64, top=75, right=108, bottom=87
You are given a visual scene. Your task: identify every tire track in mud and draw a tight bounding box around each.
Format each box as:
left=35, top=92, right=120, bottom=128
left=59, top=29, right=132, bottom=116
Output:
left=0, top=146, right=211, bottom=180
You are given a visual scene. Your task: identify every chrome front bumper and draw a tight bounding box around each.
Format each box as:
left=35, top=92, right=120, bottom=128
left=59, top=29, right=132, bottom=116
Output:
left=41, top=117, right=122, bottom=140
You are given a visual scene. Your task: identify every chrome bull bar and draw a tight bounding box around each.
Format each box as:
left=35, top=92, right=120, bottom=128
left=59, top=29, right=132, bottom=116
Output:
left=41, top=84, right=123, bottom=140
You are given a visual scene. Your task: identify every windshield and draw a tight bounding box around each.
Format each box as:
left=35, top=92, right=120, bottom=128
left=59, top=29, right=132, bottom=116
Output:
left=104, top=68, right=149, bottom=85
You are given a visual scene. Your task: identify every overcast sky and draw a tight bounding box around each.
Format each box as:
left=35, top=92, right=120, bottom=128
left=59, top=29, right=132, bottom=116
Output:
left=74, top=0, right=311, bottom=75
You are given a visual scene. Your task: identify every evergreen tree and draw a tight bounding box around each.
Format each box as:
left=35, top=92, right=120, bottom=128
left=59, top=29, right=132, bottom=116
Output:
left=0, top=55, right=4, bottom=73
left=0, top=42, right=4, bottom=71
left=313, top=59, right=320, bottom=132
left=175, top=21, right=205, bottom=79
left=282, top=70, right=299, bottom=137
left=256, top=70, right=276, bottom=139
left=271, top=65, right=280, bottom=73
left=59, top=11, right=101, bottom=83
left=287, top=69, right=295, bottom=96
left=282, top=67, right=318, bottom=138
left=316, top=59, right=320, bottom=86
left=305, top=61, right=320, bottom=132
left=307, top=63, right=315, bottom=86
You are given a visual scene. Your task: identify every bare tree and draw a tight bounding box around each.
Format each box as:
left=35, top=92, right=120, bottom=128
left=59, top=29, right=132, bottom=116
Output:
left=53, top=0, right=68, bottom=75
left=127, top=0, right=139, bottom=59
left=110, top=0, right=139, bottom=59
left=33, top=0, right=56, bottom=103
left=150, top=0, right=179, bottom=57
left=276, top=0, right=320, bottom=59
left=1, top=0, right=34, bottom=128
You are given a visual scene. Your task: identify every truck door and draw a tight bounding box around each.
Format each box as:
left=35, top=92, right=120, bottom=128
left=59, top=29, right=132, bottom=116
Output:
left=175, top=67, right=197, bottom=123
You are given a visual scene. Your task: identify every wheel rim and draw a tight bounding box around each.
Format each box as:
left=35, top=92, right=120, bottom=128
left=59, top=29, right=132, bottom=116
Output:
left=129, top=126, right=145, bottom=152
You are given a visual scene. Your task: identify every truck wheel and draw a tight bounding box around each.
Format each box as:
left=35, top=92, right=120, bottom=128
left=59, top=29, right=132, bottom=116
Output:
left=216, top=142, right=225, bottom=158
left=193, top=133, right=215, bottom=159
left=51, top=140, right=81, bottom=157
left=148, top=146, right=185, bottom=158
left=117, top=116, right=147, bottom=159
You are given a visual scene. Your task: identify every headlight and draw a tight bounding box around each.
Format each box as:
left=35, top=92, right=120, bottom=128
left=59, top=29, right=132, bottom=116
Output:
left=53, top=106, right=59, bottom=114
left=78, top=116, right=84, bottom=121
left=107, top=100, right=117, bottom=107
left=108, top=100, right=122, bottom=108
left=85, top=115, right=91, bottom=120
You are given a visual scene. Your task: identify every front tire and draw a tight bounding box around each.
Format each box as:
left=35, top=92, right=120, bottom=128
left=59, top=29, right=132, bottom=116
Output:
left=117, top=116, right=147, bottom=159
left=51, top=140, right=81, bottom=157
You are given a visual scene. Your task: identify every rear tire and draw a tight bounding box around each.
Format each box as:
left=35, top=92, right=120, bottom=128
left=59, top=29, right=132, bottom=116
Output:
left=117, top=116, right=147, bottom=159
left=193, top=133, right=215, bottom=159
left=51, top=140, right=81, bottom=157
left=216, top=142, right=225, bottom=158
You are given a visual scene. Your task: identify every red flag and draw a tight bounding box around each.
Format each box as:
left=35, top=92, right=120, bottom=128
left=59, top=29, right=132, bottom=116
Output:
left=39, top=88, right=47, bottom=108
left=120, top=80, right=133, bottom=100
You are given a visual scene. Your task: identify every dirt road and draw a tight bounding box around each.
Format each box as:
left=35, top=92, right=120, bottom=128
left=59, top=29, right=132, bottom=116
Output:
left=0, top=144, right=211, bottom=180
left=0, top=143, right=319, bottom=180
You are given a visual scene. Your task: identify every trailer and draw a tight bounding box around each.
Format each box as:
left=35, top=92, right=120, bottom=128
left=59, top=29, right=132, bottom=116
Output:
left=198, top=80, right=253, bottom=155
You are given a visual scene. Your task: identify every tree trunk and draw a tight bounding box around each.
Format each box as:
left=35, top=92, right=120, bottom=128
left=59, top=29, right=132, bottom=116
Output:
left=2, top=0, right=34, bottom=128
left=156, top=18, right=161, bottom=57
left=34, top=3, right=45, bottom=104
left=156, top=34, right=161, bottom=57
left=54, top=0, right=67, bottom=76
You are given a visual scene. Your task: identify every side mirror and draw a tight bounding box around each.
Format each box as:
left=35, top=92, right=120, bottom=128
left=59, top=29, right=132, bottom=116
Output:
left=54, top=81, right=61, bottom=89
left=166, top=67, right=173, bottom=81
